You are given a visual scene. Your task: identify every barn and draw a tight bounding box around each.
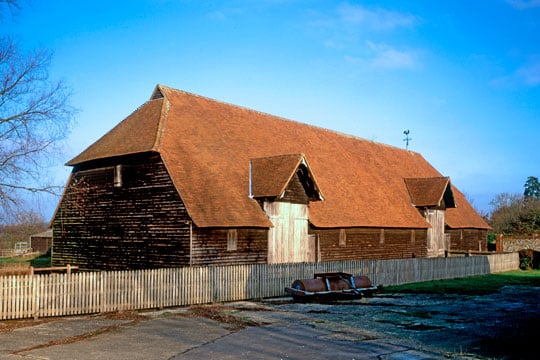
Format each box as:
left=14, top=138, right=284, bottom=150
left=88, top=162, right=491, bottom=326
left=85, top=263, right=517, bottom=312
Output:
left=51, top=85, right=490, bottom=270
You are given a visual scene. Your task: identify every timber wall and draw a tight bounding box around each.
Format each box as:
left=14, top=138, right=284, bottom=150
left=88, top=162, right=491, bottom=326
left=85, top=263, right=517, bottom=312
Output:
left=447, top=229, right=488, bottom=252
left=191, top=228, right=268, bottom=265
left=0, top=253, right=518, bottom=321
left=311, top=228, right=429, bottom=260
left=52, top=153, right=192, bottom=270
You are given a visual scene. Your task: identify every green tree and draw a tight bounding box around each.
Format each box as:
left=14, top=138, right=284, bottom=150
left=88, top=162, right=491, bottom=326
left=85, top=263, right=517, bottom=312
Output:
left=524, top=176, right=540, bottom=199
left=489, top=192, right=540, bottom=235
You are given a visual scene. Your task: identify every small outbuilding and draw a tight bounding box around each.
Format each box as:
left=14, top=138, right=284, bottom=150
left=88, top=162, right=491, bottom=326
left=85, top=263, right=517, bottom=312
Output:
left=30, top=229, right=53, bottom=254
left=51, top=85, right=490, bottom=270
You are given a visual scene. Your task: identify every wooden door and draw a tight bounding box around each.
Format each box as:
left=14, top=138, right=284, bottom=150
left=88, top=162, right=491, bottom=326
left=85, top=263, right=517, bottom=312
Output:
left=425, top=209, right=447, bottom=257
left=264, top=201, right=309, bottom=263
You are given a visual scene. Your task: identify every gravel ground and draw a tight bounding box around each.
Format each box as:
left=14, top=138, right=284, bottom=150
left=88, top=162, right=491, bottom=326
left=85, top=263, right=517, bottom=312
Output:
left=249, top=285, right=540, bottom=359
left=1, top=286, right=538, bottom=359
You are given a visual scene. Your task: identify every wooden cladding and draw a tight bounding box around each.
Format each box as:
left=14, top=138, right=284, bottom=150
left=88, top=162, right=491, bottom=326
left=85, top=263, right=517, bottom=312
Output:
left=191, top=227, right=267, bottom=266
left=424, top=209, right=446, bottom=257
left=51, top=153, right=487, bottom=271
left=265, top=201, right=311, bottom=263
left=227, top=230, right=238, bottom=251
left=446, top=229, right=488, bottom=252
left=113, top=164, right=122, bottom=188
left=52, top=153, right=192, bottom=270
left=311, top=227, right=429, bottom=261
left=339, top=229, right=347, bottom=247
left=279, top=171, right=310, bottom=204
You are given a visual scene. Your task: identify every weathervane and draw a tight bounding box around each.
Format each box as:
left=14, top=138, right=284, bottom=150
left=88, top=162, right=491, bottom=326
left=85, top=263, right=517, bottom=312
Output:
left=403, top=129, right=412, bottom=150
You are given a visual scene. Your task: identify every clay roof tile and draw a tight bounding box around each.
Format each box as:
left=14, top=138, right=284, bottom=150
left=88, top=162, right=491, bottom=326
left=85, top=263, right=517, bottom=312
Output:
left=67, top=85, right=490, bottom=230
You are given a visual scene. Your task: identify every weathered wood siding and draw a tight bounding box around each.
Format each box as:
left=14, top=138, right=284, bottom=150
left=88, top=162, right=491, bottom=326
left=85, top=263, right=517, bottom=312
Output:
left=52, top=153, right=192, bottom=270
left=280, top=171, right=310, bottom=204
left=265, top=201, right=310, bottom=263
left=191, top=227, right=268, bottom=265
left=446, top=229, right=488, bottom=252
left=310, top=228, right=428, bottom=260
left=424, top=209, right=446, bottom=257
left=30, top=234, right=53, bottom=254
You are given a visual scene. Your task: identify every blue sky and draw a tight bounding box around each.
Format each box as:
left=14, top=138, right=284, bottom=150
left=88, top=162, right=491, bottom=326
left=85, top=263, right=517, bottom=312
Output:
left=3, top=0, right=540, bottom=219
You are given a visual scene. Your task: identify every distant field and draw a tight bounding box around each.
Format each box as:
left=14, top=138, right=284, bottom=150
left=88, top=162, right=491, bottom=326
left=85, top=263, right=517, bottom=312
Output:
left=384, top=270, right=540, bottom=295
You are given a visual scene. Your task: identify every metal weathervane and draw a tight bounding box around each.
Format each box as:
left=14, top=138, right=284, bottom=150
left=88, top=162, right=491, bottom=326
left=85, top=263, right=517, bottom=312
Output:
left=403, top=130, right=412, bottom=150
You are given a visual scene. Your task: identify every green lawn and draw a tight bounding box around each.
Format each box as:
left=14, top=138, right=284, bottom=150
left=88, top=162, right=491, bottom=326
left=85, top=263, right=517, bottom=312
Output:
left=0, top=256, right=29, bottom=266
left=0, top=254, right=51, bottom=268
left=383, top=270, right=540, bottom=295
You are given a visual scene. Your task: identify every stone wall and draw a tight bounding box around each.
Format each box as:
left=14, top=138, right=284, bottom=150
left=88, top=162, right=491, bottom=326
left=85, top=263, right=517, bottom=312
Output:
left=497, top=235, right=540, bottom=252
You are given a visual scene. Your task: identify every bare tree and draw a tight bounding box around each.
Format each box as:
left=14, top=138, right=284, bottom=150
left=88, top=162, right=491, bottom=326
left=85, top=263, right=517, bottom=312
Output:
left=0, top=0, right=20, bottom=16
left=0, top=209, right=46, bottom=249
left=1, top=5, right=76, bottom=221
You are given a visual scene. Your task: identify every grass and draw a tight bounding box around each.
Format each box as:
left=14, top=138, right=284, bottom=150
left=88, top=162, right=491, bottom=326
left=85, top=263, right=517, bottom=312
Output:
left=383, top=270, right=540, bottom=295
left=0, top=254, right=51, bottom=269
left=0, top=256, right=30, bottom=267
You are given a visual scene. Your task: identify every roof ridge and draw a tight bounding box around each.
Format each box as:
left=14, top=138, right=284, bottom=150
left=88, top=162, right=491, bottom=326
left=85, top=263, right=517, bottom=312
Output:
left=156, top=85, right=420, bottom=156
left=404, top=176, right=449, bottom=181
left=251, top=153, right=305, bottom=161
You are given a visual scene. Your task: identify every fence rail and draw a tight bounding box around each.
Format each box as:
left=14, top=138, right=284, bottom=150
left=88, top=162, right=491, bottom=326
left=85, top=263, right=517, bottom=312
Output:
left=1, top=253, right=518, bottom=321
left=0, top=248, right=35, bottom=258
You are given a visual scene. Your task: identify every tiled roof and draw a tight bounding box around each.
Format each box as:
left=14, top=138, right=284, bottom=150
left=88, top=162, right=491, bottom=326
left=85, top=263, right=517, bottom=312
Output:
left=404, top=177, right=455, bottom=208
left=67, top=84, right=490, bottom=230
left=250, top=154, right=323, bottom=200
left=67, top=98, right=166, bottom=166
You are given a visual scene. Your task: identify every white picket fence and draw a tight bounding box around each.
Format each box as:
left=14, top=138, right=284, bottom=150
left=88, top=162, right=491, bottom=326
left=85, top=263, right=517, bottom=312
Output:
left=0, top=253, right=518, bottom=320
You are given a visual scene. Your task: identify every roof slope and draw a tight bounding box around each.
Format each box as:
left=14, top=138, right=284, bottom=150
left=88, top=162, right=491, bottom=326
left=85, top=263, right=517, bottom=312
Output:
left=250, top=154, right=323, bottom=200
left=68, top=85, right=490, bottom=230
left=66, top=98, right=166, bottom=165
left=404, top=177, right=455, bottom=208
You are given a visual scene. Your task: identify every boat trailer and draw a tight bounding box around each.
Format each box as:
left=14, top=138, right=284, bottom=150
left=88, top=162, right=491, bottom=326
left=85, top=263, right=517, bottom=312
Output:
left=285, top=272, right=378, bottom=302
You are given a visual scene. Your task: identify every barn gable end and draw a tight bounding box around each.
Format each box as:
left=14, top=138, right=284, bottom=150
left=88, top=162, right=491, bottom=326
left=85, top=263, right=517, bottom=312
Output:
left=404, top=177, right=457, bottom=257
left=251, top=154, right=323, bottom=263
left=52, top=153, right=192, bottom=270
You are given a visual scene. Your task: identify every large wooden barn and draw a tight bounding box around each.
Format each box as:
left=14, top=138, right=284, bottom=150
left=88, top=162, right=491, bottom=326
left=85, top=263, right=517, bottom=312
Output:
left=51, top=85, right=490, bottom=270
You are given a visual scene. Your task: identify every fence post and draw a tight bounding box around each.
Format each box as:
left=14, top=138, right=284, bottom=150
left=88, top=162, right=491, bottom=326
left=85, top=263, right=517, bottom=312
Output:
left=32, top=274, right=39, bottom=320
left=0, top=253, right=520, bottom=321
left=100, top=271, right=105, bottom=313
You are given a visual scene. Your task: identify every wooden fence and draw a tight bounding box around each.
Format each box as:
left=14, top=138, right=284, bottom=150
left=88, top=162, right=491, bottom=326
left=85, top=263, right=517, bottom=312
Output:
left=1, top=252, right=518, bottom=321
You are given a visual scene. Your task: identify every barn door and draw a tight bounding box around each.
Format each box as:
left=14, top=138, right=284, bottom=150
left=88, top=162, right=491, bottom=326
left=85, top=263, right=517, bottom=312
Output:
left=425, top=209, right=447, bottom=257
left=264, top=201, right=309, bottom=263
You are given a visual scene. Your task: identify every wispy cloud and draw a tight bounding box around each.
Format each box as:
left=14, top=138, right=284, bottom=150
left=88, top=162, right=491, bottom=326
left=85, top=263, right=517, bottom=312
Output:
left=345, top=42, right=420, bottom=70
left=307, top=3, right=421, bottom=70
left=367, top=42, right=419, bottom=69
left=336, top=2, right=417, bottom=31
left=491, top=56, right=540, bottom=88
left=506, top=0, right=540, bottom=9
left=516, top=59, right=540, bottom=85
